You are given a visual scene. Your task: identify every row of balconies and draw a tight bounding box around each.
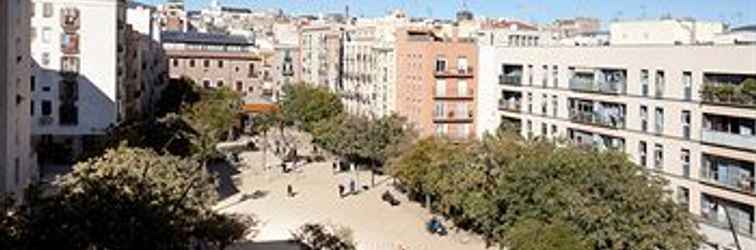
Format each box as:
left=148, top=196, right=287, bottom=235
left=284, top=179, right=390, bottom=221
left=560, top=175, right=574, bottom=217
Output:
left=701, top=195, right=755, bottom=238
left=435, top=66, right=474, bottom=78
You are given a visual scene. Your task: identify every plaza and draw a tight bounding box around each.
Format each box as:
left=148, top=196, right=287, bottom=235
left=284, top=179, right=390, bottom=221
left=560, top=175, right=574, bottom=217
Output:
left=215, top=134, right=493, bottom=250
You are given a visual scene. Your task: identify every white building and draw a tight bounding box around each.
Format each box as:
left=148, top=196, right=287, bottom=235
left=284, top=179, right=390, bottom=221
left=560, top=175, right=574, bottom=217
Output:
left=477, top=44, right=756, bottom=250
left=31, top=0, right=129, bottom=160
left=1, top=0, right=37, bottom=195
left=610, top=19, right=726, bottom=45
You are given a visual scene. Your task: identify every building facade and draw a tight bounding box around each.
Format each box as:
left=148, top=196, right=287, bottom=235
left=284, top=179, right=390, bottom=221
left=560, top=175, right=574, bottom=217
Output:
left=1, top=0, right=37, bottom=195
left=395, top=29, right=478, bottom=139
left=163, top=31, right=265, bottom=97
left=299, top=25, right=344, bottom=91
left=126, top=3, right=168, bottom=118
left=610, top=19, right=726, bottom=45
left=477, top=45, right=756, bottom=250
left=271, top=44, right=300, bottom=100
left=30, top=0, right=129, bottom=160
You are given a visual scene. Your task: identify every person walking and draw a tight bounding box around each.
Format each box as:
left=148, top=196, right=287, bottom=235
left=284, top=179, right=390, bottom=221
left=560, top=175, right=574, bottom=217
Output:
left=287, top=184, right=294, bottom=197
left=349, top=179, right=356, bottom=195
left=338, top=184, right=345, bottom=198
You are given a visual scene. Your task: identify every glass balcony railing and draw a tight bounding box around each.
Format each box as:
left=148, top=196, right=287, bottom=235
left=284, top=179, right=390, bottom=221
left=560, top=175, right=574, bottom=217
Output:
left=701, top=129, right=756, bottom=151
left=701, top=208, right=755, bottom=237
left=499, top=74, right=522, bottom=86
left=700, top=167, right=756, bottom=194
left=569, top=109, right=625, bottom=129
left=498, top=99, right=521, bottom=112
left=569, top=77, right=625, bottom=94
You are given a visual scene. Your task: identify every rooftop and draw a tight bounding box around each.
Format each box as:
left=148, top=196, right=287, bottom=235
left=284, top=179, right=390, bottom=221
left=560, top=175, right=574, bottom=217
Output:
left=732, top=25, right=756, bottom=32
left=162, top=31, right=254, bottom=46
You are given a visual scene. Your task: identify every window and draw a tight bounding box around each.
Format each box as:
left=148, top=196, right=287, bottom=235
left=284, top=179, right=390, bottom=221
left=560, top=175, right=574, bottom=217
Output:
left=677, top=186, right=689, bottom=208
left=30, top=100, right=35, bottom=116
left=654, top=144, right=663, bottom=169
left=216, top=80, right=224, bottom=88
left=541, top=123, right=547, bottom=136
left=204, top=60, right=210, bottom=68
left=41, top=27, right=51, bottom=43
left=542, top=65, right=548, bottom=87
left=457, top=80, right=468, bottom=96
left=31, top=2, right=36, bottom=17
left=527, top=120, right=533, bottom=138
left=236, top=81, right=243, bottom=92
left=639, top=141, right=647, bottom=167
left=203, top=80, right=211, bottom=88
left=43, top=3, right=53, bottom=18
left=640, top=105, right=648, bottom=132
left=435, top=80, right=446, bottom=96
left=682, top=110, right=691, bottom=139
left=61, top=33, right=80, bottom=53
left=31, top=27, right=37, bottom=42
left=541, top=94, right=547, bottom=115
left=681, top=149, right=690, bottom=177
left=435, top=57, right=447, bottom=72
left=551, top=124, right=557, bottom=136
left=527, top=93, right=533, bottom=113
left=640, top=69, right=649, bottom=96
left=552, top=65, right=558, bottom=87
left=683, top=71, right=692, bottom=101
left=457, top=57, right=468, bottom=72
left=655, top=107, right=664, bottom=134
left=434, top=103, right=444, bottom=118
left=248, top=63, right=255, bottom=78
left=172, top=59, right=178, bottom=67
left=41, top=100, right=52, bottom=115
left=655, top=70, right=665, bottom=98
left=31, top=76, right=36, bottom=92
left=189, top=59, right=195, bottom=67
left=527, top=65, right=533, bottom=85
left=218, top=60, right=224, bottom=68
left=551, top=95, right=558, bottom=117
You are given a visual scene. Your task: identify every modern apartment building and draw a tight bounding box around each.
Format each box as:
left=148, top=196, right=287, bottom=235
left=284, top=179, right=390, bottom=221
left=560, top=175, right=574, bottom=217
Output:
left=1, top=0, right=37, bottom=195
left=396, top=29, right=478, bottom=139
left=30, top=0, right=129, bottom=161
left=477, top=45, right=756, bottom=250
left=163, top=31, right=264, bottom=97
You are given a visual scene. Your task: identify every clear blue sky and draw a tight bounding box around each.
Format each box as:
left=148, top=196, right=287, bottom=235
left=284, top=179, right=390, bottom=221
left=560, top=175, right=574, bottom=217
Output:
left=140, top=0, right=756, bottom=27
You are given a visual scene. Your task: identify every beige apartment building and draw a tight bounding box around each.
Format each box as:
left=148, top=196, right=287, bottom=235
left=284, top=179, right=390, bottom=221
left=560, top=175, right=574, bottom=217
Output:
left=299, top=25, right=344, bottom=91
left=1, top=0, right=37, bottom=195
left=396, top=29, right=478, bottom=139
left=163, top=31, right=267, bottom=98
left=477, top=45, right=756, bottom=250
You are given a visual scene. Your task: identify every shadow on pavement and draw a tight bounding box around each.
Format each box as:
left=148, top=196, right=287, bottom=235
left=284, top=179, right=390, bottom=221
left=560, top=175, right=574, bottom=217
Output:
left=207, top=160, right=242, bottom=200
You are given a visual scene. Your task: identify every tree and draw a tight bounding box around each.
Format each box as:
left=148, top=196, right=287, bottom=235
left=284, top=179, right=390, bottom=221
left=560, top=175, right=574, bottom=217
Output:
left=292, top=223, right=356, bottom=250
left=182, top=87, right=242, bottom=163
left=279, top=84, right=343, bottom=132
left=0, top=146, right=254, bottom=250
left=155, top=77, right=202, bottom=117
left=505, top=218, right=590, bottom=250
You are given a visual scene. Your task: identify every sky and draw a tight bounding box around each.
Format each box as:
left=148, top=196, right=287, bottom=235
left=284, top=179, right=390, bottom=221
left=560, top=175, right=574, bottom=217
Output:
left=141, top=0, right=756, bottom=27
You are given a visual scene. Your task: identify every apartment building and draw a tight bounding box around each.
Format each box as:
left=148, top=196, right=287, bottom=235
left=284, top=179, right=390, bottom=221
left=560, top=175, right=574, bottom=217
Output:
left=396, top=29, right=478, bottom=139
left=30, top=0, right=129, bottom=161
left=477, top=45, right=756, bottom=250
left=1, top=0, right=37, bottom=195
left=342, top=26, right=378, bottom=117
left=299, top=25, right=344, bottom=91
left=126, top=3, right=168, bottom=118
left=271, top=44, right=301, bottom=100
left=158, top=0, right=188, bottom=32
left=548, top=17, right=601, bottom=38
left=163, top=31, right=264, bottom=97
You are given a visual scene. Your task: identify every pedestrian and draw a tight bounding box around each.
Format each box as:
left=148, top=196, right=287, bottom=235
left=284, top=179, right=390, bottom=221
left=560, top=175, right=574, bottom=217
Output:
left=287, top=184, right=293, bottom=197
left=338, top=184, right=345, bottom=198
left=349, top=179, right=356, bottom=194
left=332, top=162, right=337, bottom=174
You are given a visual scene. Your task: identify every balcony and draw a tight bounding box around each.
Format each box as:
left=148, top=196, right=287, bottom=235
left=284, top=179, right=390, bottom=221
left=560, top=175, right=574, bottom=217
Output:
left=499, top=75, right=522, bottom=86
left=569, top=128, right=625, bottom=152
left=435, top=88, right=475, bottom=100
left=498, top=98, right=521, bottom=113
left=435, top=67, right=474, bottom=78
left=702, top=114, right=756, bottom=151
left=568, top=68, right=626, bottom=95
left=701, top=195, right=755, bottom=237
left=700, top=155, right=755, bottom=194
left=569, top=99, right=626, bottom=129
left=701, top=74, right=756, bottom=108
left=433, top=110, right=474, bottom=123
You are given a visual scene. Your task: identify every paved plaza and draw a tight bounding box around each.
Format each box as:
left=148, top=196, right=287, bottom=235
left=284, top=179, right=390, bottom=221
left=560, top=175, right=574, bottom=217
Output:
left=215, top=135, right=493, bottom=250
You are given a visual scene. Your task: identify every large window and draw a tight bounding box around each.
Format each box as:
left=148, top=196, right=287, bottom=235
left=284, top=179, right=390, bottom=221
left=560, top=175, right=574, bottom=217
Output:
left=655, top=70, right=665, bottom=98
left=41, top=100, right=52, bottom=116
left=683, top=71, right=692, bottom=101
left=654, top=144, right=663, bottom=169
left=457, top=57, right=468, bottom=72
left=43, top=3, right=53, bottom=18
left=639, top=141, right=647, bottom=167
left=552, top=65, right=559, bottom=87
left=640, top=105, right=648, bottom=132
left=682, top=110, right=691, bottom=139
left=457, top=80, right=468, bottom=96
left=655, top=107, right=664, bottom=134
left=435, top=57, right=447, bottom=72
left=435, top=80, right=446, bottom=96
left=640, top=69, right=649, bottom=96
left=681, top=149, right=690, bottom=177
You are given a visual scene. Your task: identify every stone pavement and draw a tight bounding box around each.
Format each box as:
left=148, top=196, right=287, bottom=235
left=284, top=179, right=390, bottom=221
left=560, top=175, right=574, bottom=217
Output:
left=215, top=144, right=494, bottom=250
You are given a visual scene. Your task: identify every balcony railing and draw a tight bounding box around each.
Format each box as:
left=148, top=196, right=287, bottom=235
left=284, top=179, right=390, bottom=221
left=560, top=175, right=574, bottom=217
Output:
left=499, top=75, right=522, bottom=86
left=433, top=110, right=474, bottom=122
left=701, top=209, right=755, bottom=237
left=701, top=129, right=756, bottom=151
left=569, top=109, right=625, bottom=129
left=700, top=167, right=755, bottom=194
left=569, top=77, right=625, bottom=94
left=498, top=99, right=521, bottom=112
left=435, top=88, right=475, bottom=99
left=435, top=67, right=474, bottom=78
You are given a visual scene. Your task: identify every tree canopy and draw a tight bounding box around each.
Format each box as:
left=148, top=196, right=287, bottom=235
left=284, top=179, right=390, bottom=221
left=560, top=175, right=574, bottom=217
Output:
left=389, top=134, right=703, bottom=249
left=0, top=146, right=253, bottom=250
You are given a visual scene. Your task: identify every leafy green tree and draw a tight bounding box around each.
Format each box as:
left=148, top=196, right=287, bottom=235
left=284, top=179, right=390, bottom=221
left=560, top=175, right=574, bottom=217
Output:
left=0, top=146, right=254, bottom=250
left=155, top=77, right=202, bottom=117
left=505, top=218, right=590, bottom=250
left=182, top=87, right=242, bottom=163
left=279, top=84, right=343, bottom=131
left=292, top=223, right=356, bottom=250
